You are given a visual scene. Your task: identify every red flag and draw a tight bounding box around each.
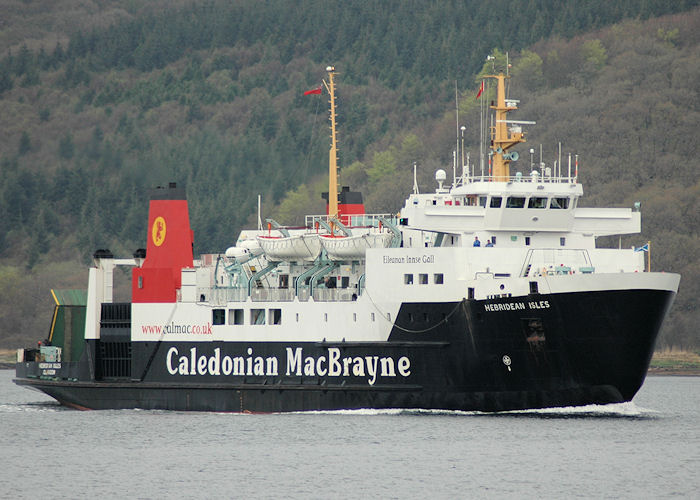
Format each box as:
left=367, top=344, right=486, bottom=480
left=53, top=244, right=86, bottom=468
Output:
left=475, top=80, right=484, bottom=99
left=304, top=87, right=322, bottom=95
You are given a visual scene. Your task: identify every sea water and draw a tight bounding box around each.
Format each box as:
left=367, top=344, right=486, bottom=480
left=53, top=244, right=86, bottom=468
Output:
left=0, top=370, right=698, bottom=499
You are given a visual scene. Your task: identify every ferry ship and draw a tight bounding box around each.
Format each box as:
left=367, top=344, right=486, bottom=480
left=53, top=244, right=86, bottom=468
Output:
left=14, top=66, right=679, bottom=412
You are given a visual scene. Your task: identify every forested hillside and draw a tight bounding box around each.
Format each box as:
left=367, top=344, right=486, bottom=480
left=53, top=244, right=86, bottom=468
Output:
left=0, top=0, right=698, bottom=349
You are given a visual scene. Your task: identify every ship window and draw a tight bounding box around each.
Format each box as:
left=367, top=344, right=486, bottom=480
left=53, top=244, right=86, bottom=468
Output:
left=387, top=313, right=391, bottom=322
left=506, top=197, right=526, bottom=208
left=279, top=274, right=289, bottom=289
left=229, top=309, right=244, bottom=325
left=560, top=237, right=566, bottom=246
left=251, top=309, right=265, bottom=325
left=371, top=312, right=375, bottom=322
left=213, top=309, right=225, bottom=326
left=419, top=273, right=428, bottom=284
left=468, top=287, right=475, bottom=299
left=404, top=273, right=414, bottom=285
left=341, top=276, right=350, bottom=288
left=353, top=313, right=357, bottom=322
left=550, top=197, right=569, bottom=209
left=525, top=236, right=531, bottom=246
left=491, top=236, right=497, bottom=244
left=324, top=313, right=328, bottom=322
left=434, top=273, right=444, bottom=284
left=528, top=197, right=547, bottom=209
left=138, top=276, right=143, bottom=289
left=490, top=196, right=502, bottom=208
left=479, top=196, right=487, bottom=207
left=529, top=281, right=539, bottom=294
left=269, top=309, right=282, bottom=325
left=296, top=313, right=299, bottom=322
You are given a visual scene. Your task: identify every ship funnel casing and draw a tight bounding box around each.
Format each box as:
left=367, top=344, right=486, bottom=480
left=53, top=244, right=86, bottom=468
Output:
left=132, top=186, right=194, bottom=303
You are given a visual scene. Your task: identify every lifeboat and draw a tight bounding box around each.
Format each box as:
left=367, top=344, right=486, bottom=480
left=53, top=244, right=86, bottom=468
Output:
left=257, top=233, right=321, bottom=262
left=319, top=231, right=393, bottom=260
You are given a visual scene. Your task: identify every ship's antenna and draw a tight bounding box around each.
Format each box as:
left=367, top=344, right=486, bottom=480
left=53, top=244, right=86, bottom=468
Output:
left=413, top=162, right=419, bottom=194
left=452, top=150, right=457, bottom=188
left=257, top=194, right=262, bottom=231
left=568, top=153, right=571, bottom=181
left=479, top=86, right=484, bottom=178
left=455, top=80, right=460, bottom=171
left=558, top=142, right=562, bottom=181
left=460, top=125, right=466, bottom=179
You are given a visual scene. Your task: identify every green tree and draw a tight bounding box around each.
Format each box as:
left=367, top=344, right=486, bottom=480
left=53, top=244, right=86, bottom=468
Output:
left=59, top=134, right=75, bottom=160
left=512, top=50, right=545, bottom=91
left=581, top=39, right=608, bottom=73
left=18, top=131, right=31, bottom=156
left=367, top=149, right=397, bottom=186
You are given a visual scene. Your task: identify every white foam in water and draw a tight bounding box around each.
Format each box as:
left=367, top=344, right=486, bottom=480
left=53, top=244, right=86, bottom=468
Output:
left=501, top=401, right=656, bottom=417
left=287, top=402, right=657, bottom=418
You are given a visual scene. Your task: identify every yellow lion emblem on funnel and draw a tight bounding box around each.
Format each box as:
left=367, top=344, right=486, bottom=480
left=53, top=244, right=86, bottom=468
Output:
left=152, top=216, right=166, bottom=247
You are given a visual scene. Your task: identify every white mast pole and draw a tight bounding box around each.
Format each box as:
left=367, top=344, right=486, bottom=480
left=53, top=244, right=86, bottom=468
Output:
left=452, top=150, right=457, bottom=188
left=455, top=80, right=460, bottom=175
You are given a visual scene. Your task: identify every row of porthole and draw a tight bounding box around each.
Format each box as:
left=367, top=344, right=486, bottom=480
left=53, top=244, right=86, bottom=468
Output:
left=404, top=273, right=444, bottom=285
left=212, top=308, right=387, bottom=326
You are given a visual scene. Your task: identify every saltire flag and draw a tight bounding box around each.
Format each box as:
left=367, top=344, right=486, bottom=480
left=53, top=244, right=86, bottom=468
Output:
left=304, top=87, right=322, bottom=95
left=634, top=243, right=649, bottom=252
left=475, top=80, right=484, bottom=99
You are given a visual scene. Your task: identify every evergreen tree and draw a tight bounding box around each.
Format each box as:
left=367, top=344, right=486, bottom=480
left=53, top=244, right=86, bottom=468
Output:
left=18, top=131, right=30, bottom=156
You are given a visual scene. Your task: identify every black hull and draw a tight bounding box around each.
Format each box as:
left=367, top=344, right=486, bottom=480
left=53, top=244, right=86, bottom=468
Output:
left=14, top=288, right=675, bottom=412
left=12, top=378, right=626, bottom=413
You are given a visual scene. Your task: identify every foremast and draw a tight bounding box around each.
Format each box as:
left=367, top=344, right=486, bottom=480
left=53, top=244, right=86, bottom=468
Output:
left=323, top=66, right=340, bottom=225
left=487, top=73, right=527, bottom=181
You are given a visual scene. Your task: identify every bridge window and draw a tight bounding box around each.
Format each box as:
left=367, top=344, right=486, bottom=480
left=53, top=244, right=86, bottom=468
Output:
left=269, top=309, right=282, bottom=325
left=490, top=196, right=502, bottom=208
left=251, top=309, right=265, bottom=325
left=404, top=273, right=414, bottom=285
left=213, top=309, right=225, bottom=325
left=479, top=196, right=487, bottom=207
left=550, top=197, right=569, bottom=209
left=528, top=197, right=547, bottom=209
left=506, top=197, right=526, bottom=208
left=229, top=309, right=244, bottom=325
